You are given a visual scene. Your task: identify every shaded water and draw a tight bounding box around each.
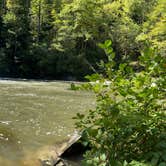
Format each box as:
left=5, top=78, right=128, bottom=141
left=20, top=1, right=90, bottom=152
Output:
left=0, top=80, right=95, bottom=165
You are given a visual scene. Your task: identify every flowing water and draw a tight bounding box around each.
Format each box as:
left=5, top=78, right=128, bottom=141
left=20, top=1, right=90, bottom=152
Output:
left=0, top=79, right=95, bottom=166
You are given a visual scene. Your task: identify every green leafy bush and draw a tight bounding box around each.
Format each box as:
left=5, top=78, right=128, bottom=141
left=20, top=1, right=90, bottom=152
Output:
left=75, top=40, right=166, bottom=165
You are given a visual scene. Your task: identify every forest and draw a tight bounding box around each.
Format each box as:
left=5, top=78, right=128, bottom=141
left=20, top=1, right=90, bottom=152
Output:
left=0, top=0, right=165, bottom=80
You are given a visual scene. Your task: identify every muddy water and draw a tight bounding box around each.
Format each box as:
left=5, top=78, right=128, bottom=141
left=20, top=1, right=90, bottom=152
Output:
left=0, top=80, right=95, bottom=166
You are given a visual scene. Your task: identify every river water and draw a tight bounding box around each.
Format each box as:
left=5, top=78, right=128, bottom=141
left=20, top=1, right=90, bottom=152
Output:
left=0, top=80, right=95, bottom=166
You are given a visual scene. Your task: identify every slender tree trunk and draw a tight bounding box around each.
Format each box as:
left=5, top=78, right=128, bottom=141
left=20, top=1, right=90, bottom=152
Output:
left=0, top=0, right=6, bottom=15
left=37, top=0, right=41, bottom=43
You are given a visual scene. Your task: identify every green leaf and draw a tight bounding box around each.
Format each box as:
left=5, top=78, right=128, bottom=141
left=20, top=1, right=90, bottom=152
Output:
left=100, top=153, right=106, bottom=161
left=76, top=113, right=85, bottom=119
left=151, top=154, right=160, bottom=165
left=105, top=40, right=112, bottom=47
left=158, top=163, right=166, bottom=166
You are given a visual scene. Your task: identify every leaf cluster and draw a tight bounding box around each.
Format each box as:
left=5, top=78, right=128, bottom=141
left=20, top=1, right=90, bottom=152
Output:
left=74, top=40, right=166, bottom=165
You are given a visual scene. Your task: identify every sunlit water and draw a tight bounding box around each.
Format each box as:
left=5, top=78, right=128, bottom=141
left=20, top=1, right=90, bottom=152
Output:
left=0, top=80, right=95, bottom=166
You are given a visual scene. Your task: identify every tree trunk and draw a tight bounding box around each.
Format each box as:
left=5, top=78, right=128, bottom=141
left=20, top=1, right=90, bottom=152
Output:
left=0, top=0, right=6, bottom=15
left=37, top=0, right=41, bottom=43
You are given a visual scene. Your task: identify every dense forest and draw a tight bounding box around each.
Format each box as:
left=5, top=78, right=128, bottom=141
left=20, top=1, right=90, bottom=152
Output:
left=0, top=0, right=165, bottom=80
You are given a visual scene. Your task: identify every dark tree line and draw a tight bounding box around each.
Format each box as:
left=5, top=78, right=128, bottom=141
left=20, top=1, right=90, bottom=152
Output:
left=0, top=0, right=165, bottom=80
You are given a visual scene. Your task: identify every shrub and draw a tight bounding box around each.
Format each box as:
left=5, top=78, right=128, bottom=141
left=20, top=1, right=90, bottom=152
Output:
left=74, top=41, right=166, bottom=166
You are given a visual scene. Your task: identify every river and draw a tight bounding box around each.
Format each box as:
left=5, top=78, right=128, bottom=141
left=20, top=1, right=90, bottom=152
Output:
left=0, top=80, right=95, bottom=166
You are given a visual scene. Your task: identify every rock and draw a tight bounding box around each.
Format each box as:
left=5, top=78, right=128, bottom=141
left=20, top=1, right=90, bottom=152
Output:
left=41, top=159, right=53, bottom=166
left=57, top=132, right=81, bottom=157
left=55, top=159, right=68, bottom=166
left=56, top=161, right=65, bottom=166
left=39, top=131, right=85, bottom=166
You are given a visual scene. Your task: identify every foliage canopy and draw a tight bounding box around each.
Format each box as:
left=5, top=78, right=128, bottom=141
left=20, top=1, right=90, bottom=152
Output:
left=0, top=0, right=165, bottom=79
